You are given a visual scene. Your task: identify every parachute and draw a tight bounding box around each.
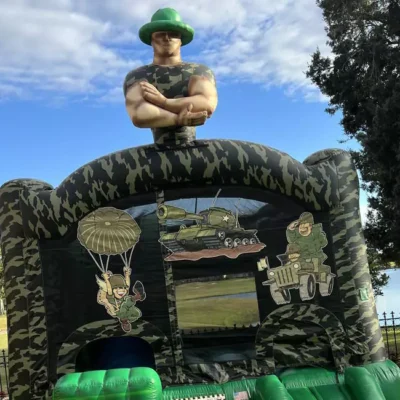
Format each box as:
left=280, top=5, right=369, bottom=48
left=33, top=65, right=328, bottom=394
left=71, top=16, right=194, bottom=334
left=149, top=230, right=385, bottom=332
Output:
left=77, top=207, right=141, bottom=273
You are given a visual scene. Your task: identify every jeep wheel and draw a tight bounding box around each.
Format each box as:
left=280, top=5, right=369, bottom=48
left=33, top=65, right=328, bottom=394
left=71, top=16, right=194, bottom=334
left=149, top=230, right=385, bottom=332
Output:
left=269, top=282, right=291, bottom=305
left=299, top=274, right=316, bottom=301
left=319, top=274, right=334, bottom=296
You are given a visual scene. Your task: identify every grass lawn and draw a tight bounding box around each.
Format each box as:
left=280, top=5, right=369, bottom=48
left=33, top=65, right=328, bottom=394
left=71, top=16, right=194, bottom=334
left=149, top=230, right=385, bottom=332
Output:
left=177, top=297, right=259, bottom=328
left=176, top=278, right=259, bottom=329
left=382, top=327, right=400, bottom=360
left=176, top=277, right=256, bottom=301
left=0, top=316, right=7, bottom=350
left=0, top=316, right=7, bottom=392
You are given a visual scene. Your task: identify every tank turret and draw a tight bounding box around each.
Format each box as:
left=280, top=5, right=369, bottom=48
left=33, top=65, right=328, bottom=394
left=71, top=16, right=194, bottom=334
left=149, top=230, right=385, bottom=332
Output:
left=157, top=204, right=204, bottom=222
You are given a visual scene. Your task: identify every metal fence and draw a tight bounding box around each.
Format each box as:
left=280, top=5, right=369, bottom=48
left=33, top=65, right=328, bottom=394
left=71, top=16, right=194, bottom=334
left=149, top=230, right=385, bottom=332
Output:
left=0, top=349, right=8, bottom=399
left=380, top=311, right=400, bottom=364
left=0, top=314, right=397, bottom=398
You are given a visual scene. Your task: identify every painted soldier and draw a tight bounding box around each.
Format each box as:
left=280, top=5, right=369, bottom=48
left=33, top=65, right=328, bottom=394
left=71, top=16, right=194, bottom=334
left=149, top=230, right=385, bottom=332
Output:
left=97, top=267, right=146, bottom=332
left=286, top=212, right=328, bottom=265
left=283, top=243, right=314, bottom=271
left=123, top=8, right=218, bottom=146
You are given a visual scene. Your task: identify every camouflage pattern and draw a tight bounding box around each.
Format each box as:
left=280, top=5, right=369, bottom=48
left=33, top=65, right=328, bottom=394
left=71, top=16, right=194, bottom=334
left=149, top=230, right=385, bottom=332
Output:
left=13, top=140, right=342, bottom=240
left=156, top=189, right=184, bottom=367
left=123, top=62, right=216, bottom=146
left=309, top=150, right=386, bottom=363
left=256, top=304, right=348, bottom=372
left=0, top=179, right=53, bottom=400
left=57, top=319, right=174, bottom=375
left=0, top=141, right=386, bottom=398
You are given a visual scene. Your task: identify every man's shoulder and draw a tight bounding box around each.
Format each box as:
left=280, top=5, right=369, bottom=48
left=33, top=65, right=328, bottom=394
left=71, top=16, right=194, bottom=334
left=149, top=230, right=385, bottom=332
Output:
left=182, top=62, right=216, bottom=84
left=124, top=65, right=152, bottom=83
left=182, top=62, right=213, bottom=72
left=123, top=65, right=154, bottom=96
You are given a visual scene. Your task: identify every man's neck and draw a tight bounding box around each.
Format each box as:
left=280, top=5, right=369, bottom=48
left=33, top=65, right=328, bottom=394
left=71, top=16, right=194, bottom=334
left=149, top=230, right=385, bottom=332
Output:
left=152, top=54, right=182, bottom=66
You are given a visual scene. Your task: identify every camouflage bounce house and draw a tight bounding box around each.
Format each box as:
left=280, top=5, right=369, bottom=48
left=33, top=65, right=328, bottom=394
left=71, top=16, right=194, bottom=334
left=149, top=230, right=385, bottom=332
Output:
left=1, top=7, right=400, bottom=400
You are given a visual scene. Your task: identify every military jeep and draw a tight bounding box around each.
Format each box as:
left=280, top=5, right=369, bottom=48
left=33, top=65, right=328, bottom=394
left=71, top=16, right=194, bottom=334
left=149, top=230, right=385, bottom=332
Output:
left=258, top=256, right=335, bottom=305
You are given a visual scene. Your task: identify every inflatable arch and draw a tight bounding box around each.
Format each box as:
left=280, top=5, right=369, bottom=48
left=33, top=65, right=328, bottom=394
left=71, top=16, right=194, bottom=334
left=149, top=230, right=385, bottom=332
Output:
left=1, top=141, right=400, bottom=400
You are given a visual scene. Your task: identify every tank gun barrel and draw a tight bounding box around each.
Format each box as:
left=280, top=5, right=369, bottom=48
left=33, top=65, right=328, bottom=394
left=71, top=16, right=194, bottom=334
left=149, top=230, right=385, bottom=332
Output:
left=157, top=204, right=204, bottom=221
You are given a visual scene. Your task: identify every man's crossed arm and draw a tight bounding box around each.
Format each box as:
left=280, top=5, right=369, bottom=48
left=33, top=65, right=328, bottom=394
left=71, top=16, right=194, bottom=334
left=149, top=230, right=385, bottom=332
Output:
left=125, top=75, right=218, bottom=129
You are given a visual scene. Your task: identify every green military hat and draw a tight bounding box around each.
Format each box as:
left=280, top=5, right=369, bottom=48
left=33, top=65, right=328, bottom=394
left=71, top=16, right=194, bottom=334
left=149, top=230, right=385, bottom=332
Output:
left=139, top=8, right=195, bottom=46
left=109, top=274, right=128, bottom=289
left=285, top=243, right=301, bottom=255
left=298, top=212, right=314, bottom=225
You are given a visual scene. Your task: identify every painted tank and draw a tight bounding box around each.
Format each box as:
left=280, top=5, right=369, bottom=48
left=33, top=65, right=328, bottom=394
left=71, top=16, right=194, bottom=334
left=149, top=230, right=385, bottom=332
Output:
left=157, top=204, right=260, bottom=253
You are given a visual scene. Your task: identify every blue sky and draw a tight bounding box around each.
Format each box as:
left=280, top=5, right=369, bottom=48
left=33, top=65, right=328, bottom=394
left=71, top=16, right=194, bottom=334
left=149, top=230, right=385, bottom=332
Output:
left=0, top=0, right=367, bottom=217
left=375, top=270, right=400, bottom=316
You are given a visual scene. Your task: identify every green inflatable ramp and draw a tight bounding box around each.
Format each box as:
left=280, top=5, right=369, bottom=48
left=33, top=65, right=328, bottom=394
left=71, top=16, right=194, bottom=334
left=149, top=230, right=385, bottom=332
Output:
left=280, top=366, right=353, bottom=399
left=54, top=361, right=400, bottom=400
left=363, top=360, right=400, bottom=400
left=274, top=361, right=400, bottom=400
left=52, top=367, right=162, bottom=400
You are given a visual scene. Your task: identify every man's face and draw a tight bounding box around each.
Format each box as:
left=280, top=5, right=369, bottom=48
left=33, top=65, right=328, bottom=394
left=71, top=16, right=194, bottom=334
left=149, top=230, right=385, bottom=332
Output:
left=151, top=31, right=182, bottom=57
left=288, top=253, right=300, bottom=262
left=113, top=286, right=128, bottom=299
left=299, top=222, right=312, bottom=236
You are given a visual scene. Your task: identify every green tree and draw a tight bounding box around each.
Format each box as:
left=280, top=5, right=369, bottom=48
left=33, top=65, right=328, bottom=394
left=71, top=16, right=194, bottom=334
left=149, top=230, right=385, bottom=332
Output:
left=306, top=0, right=400, bottom=292
left=367, top=246, right=390, bottom=296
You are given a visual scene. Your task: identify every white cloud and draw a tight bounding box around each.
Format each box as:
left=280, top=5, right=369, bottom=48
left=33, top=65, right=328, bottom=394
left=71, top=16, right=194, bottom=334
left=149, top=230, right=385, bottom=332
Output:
left=98, top=87, right=124, bottom=103
left=360, top=204, right=369, bottom=226
left=0, top=0, right=330, bottom=103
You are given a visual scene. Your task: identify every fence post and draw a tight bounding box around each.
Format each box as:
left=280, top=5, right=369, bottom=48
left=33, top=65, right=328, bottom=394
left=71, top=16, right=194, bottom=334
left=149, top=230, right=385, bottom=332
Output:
left=382, top=312, right=390, bottom=351
left=0, top=349, right=8, bottom=398
left=391, top=311, right=399, bottom=360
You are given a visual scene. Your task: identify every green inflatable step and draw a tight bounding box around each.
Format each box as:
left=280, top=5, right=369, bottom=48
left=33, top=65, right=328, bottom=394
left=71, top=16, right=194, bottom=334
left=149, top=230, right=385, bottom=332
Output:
left=53, top=367, right=162, bottom=400
left=164, top=362, right=400, bottom=400
left=363, top=360, right=400, bottom=400
left=280, top=367, right=352, bottom=400
left=255, top=375, right=293, bottom=399
left=344, top=366, right=386, bottom=400
left=54, top=361, right=400, bottom=400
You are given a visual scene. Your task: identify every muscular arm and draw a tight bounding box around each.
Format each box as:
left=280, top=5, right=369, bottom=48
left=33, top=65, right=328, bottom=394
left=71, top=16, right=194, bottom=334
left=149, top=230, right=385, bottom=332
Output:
left=125, top=82, right=179, bottom=128
left=163, top=75, right=218, bottom=116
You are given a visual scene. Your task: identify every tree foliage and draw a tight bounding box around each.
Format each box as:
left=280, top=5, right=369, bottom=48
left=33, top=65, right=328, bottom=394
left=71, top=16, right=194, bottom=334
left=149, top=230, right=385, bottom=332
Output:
left=307, top=0, right=400, bottom=280
left=367, top=246, right=390, bottom=296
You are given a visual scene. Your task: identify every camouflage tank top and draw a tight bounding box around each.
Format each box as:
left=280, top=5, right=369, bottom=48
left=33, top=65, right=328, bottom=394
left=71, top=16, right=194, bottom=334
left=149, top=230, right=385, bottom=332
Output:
left=123, top=62, right=216, bottom=146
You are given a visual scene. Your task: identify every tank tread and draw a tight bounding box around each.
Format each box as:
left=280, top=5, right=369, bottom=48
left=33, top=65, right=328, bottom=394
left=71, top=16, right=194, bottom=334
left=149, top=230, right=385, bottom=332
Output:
left=224, top=233, right=260, bottom=241
left=202, top=237, right=224, bottom=249
left=160, top=240, right=186, bottom=252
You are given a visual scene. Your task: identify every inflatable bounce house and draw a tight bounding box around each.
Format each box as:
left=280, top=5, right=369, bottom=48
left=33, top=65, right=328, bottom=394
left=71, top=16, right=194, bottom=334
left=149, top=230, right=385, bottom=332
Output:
left=1, top=7, right=400, bottom=400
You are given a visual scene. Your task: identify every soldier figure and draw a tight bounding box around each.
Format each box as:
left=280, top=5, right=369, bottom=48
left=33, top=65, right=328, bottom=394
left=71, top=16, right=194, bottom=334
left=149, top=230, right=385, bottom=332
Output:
left=124, top=8, right=218, bottom=146
left=97, top=267, right=146, bottom=332
left=286, top=212, right=329, bottom=270
left=283, top=243, right=314, bottom=271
